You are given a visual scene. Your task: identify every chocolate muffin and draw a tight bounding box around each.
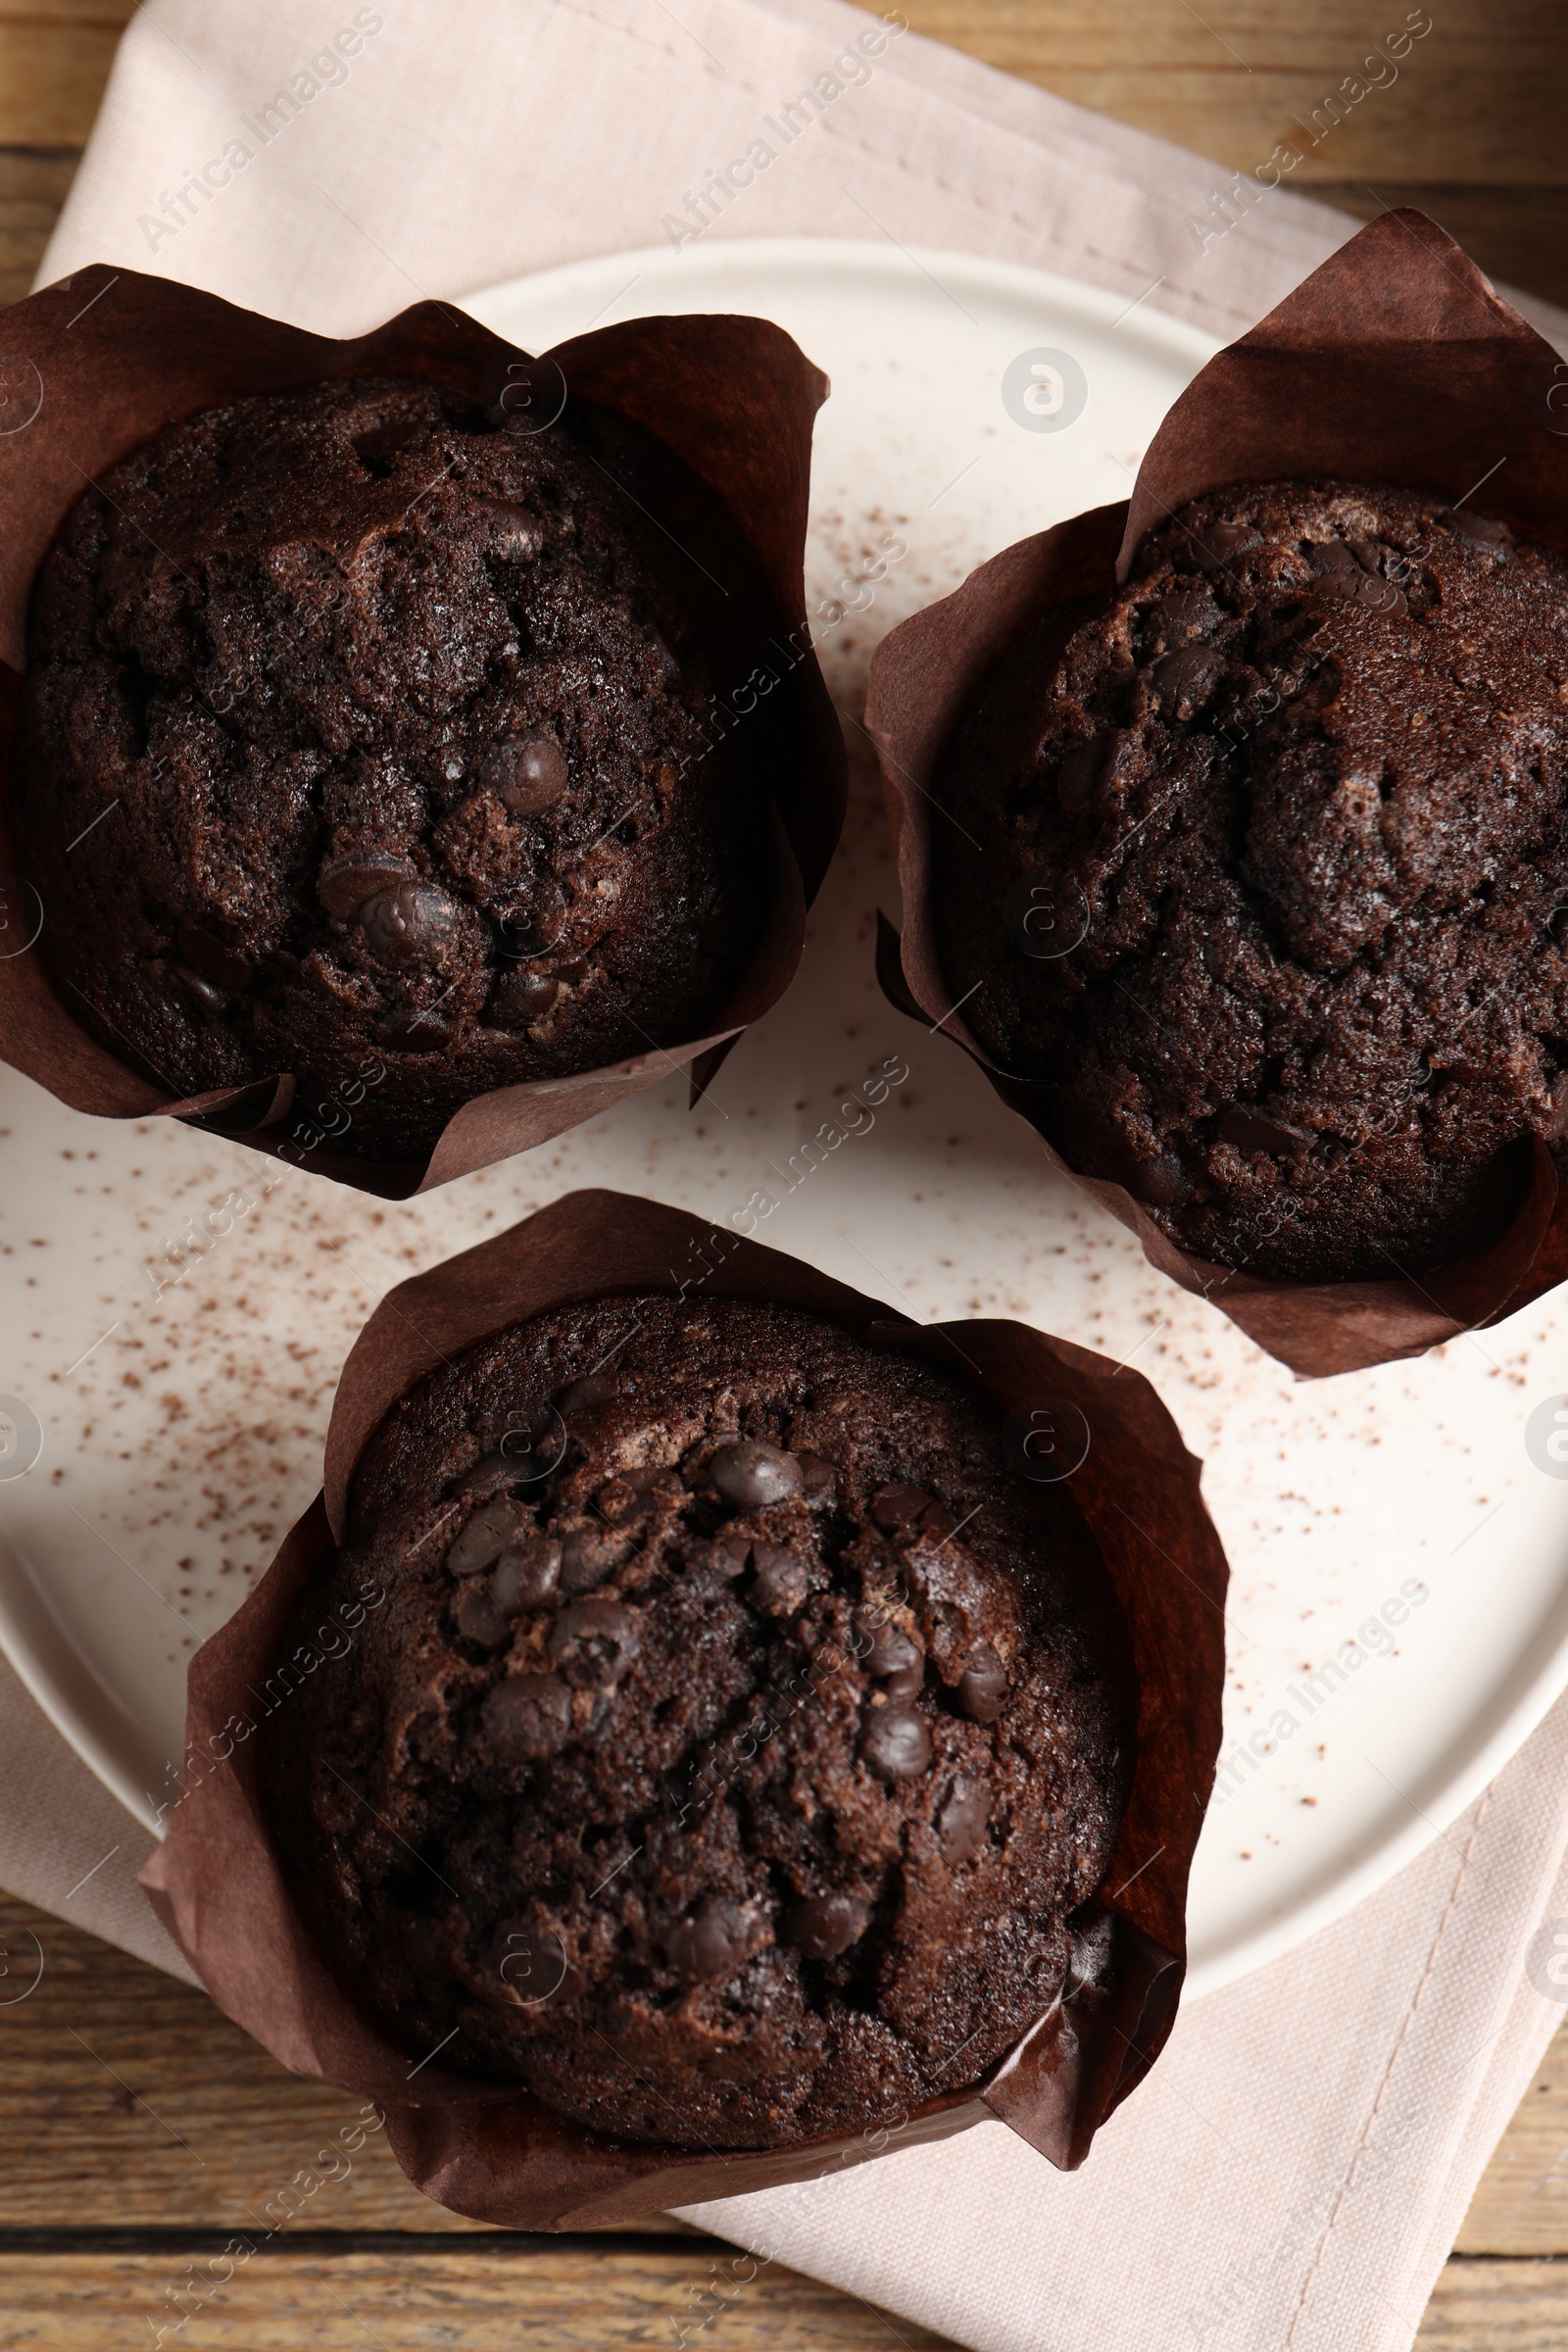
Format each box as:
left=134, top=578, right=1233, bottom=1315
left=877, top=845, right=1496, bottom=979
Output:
left=934, top=479, right=1568, bottom=1282
left=14, top=373, right=787, bottom=1160
left=264, top=1293, right=1134, bottom=2151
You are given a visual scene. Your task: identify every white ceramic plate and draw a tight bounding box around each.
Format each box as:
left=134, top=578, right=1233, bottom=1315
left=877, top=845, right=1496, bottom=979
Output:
left=2, top=238, right=1566, bottom=2003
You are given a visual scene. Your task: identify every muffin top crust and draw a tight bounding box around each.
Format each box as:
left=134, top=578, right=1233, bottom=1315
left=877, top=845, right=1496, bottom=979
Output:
left=16, top=373, right=785, bottom=1158
left=934, top=479, right=1568, bottom=1281
left=264, top=1292, right=1134, bottom=2150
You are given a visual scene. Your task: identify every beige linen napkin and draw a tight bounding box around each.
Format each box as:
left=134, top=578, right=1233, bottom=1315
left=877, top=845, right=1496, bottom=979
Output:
left=18, top=0, right=1568, bottom=2342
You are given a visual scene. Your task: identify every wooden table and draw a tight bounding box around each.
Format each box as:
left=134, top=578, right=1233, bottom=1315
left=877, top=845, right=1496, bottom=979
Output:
left=2, top=1, right=1566, bottom=2342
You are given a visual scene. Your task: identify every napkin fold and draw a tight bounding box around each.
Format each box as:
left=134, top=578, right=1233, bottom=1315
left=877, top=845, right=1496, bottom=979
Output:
left=16, top=0, right=1568, bottom=2343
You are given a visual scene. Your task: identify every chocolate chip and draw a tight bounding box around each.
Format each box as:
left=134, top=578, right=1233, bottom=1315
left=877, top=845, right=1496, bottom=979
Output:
left=558, top=1374, right=619, bottom=1413
left=937, top=1776, right=990, bottom=1865
left=454, top=1581, right=510, bottom=1648
left=1452, top=509, right=1512, bottom=556
left=869, top=1483, right=933, bottom=1532
left=1155, top=587, right=1213, bottom=637
left=750, top=1543, right=811, bottom=1616
left=1308, top=539, right=1358, bottom=574
left=454, top=1450, right=524, bottom=1502
left=172, top=962, right=228, bottom=1015
left=625, top=1464, right=682, bottom=1497
left=449, top=1496, right=528, bottom=1578
left=1190, top=522, right=1262, bottom=572
left=484, top=737, right=568, bottom=813
left=558, top=1527, right=619, bottom=1594
left=359, top=880, right=461, bottom=966
left=548, top=1598, right=640, bottom=1687
left=1151, top=643, right=1223, bottom=718
left=485, top=971, right=560, bottom=1029
left=857, top=1616, right=924, bottom=1701
left=918, top=1499, right=956, bottom=1540
left=492, top=1536, right=562, bottom=1616
left=176, top=925, right=250, bottom=992
left=794, top=1452, right=839, bottom=1502
left=496, top=876, right=566, bottom=958
left=1219, top=1105, right=1312, bottom=1160
left=379, top=1004, right=450, bottom=1052
left=861, top=1703, right=932, bottom=1782
left=787, top=1892, right=870, bottom=1959
left=1124, top=1152, right=1192, bottom=1207
left=956, top=1642, right=1009, bottom=1724
left=663, top=1896, right=760, bottom=1981
left=482, top=1672, right=570, bottom=1760
left=318, top=854, right=415, bottom=919
left=710, top=1440, right=805, bottom=1508
left=1307, top=566, right=1406, bottom=616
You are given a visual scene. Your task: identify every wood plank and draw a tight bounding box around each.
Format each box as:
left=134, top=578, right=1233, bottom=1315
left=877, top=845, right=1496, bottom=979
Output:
left=852, top=1, right=1568, bottom=184
left=1025, top=70, right=1566, bottom=186
left=1419, top=2258, right=1568, bottom=2347
left=0, top=146, right=77, bottom=307
left=0, top=22, right=122, bottom=146
left=0, top=4, right=135, bottom=24
left=0, top=2246, right=960, bottom=2349
left=0, top=1894, right=511, bottom=2232
left=853, top=0, right=1563, bottom=72
left=0, top=2244, right=1556, bottom=2352
left=859, top=0, right=1562, bottom=77
left=1454, top=2028, right=1568, bottom=2256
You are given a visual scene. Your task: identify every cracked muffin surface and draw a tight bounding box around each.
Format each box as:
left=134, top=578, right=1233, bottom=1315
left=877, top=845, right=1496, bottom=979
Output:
left=15, top=373, right=786, bottom=1159
left=934, top=479, right=1568, bottom=1281
left=263, top=1293, right=1135, bottom=2151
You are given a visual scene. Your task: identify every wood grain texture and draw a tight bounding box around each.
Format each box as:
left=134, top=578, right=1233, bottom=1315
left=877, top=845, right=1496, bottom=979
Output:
left=0, top=1893, right=956, bottom=2346
left=858, top=0, right=1565, bottom=181
left=0, top=1, right=135, bottom=23
left=1419, top=2259, right=1568, bottom=2346
left=0, top=19, right=125, bottom=147
left=0, top=2245, right=958, bottom=2349
left=0, top=148, right=76, bottom=307
left=1453, top=2034, right=1568, bottom=2257
left=0, top=1896, right=493, bottom=2232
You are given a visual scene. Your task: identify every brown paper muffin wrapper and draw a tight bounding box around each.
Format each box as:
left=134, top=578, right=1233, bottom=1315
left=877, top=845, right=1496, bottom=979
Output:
left=141, top=1189, right=1227, bottom=2226
left=866, top=209, right=1568, bottom=1379
left=0, top=266, right=845, bottom=1198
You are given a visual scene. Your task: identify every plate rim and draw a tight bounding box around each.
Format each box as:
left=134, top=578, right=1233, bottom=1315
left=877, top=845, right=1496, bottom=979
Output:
left=0, top=1529, right=163, bottom=1831
left=458, top=232, right=1223, bottom=374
